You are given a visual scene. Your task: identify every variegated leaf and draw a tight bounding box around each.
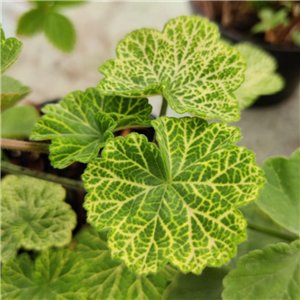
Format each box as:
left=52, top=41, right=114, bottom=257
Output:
left=83, top=117, right=264, bottom=275
left=30, top=87, right=152, bottom=168
left=98, top=16, right=246, bottom=122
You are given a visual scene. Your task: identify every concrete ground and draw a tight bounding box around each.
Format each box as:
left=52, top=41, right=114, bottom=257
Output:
left=3, top=1, right=299, bottom=165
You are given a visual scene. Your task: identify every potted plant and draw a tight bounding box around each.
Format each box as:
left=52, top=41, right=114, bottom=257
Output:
left=1, top=15, right=299, bottom=300
left=191, top=0, right=300, bottom=106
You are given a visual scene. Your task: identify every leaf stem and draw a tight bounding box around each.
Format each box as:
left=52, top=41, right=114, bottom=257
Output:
left=159, top=96, right=168, bottom=117
left=247, top=222, right=298, bottom=241
left=1, top=161, right=86, bottom=192
left=1, top=138, right=49, bottom=154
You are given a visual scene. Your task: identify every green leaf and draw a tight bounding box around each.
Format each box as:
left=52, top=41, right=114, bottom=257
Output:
left=1, top=28, right=22, bottom=73
left=1, top=249, right=87, bottom=300
left=234, top=43, right=284, bottom=109
left=30, top=87, right=152, bottom=169
left=1, top=105, right=40, bottom=139
left=256, top=149, right=300, bottom=236
left=75, top=226, right=177, bottom=300
left=292, top=29, right=300, bottom=46
left=163, top=267, right=228, bottom=300
left=44, top=12, right=76, bottom=52
left=251, top=7, right=290, bottom=34
left=1, top=175, right=76, bottom=264
left=98, top=16, right=246, bottom=122
left=54, top=0, right=87, bottom=7
left=1, top=75, right=31, bottom=110
left=83, top=116, right=265, bottom=275
left=223, top=240, right=300, bottom=300
left=16, top=9, right=45, bottom=37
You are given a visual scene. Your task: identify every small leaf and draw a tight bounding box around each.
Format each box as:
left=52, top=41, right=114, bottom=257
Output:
left=44, top=12, right=76, bottom=52
left=1, top=249, right=87, bottom=300
left=83, top=116, right=264, bottom=275
left=234, top=43, right=284, bottom=109
left=75, top=226, right=177, bottom=300
left=30, top=87, right=152, bottom=168
left=223, top=240, right=300, bottom=300
left=251, top=7, right=290, bottom=34
left=1, top=175, right=76, bottom=263
left=1, top=105, right=40, bottom=139
left=98, top=16, right=246, bottom=122
left=1, top=75, right=31, bottom=110
left=16, top=9, right=45, bottom=36
left=1, top=28, right=22, bottom=73
left=256, top=149, right=300, bottom=236
left=163, top=267, right=228, bottom=300
left=292, top=29, right=300, bottom=46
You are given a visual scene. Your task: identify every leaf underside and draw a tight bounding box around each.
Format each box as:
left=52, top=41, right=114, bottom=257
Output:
left=256, top=149, right=300, bottom=236
left=234, top=43, right=284, bottom=109
left=223, top=240, right=300, bottom=300
left=30, top=87, right=152, bottom=168
left=83, top=116, right=264, bottom=275
left=98, top=16, right=246, bottom=122
left=1, top=175, right=76, bottom=263
left=1, top=249, right=87, bottom=300
left=1, top=28, right=22, bottom=73
left=75, top=226, right=177, bottom=300
left=1, top=75, right=31, bottom=110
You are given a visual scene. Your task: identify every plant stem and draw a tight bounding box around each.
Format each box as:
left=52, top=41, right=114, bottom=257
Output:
left=1, top=161, right=86, bottom=192
left=159, top=96, right=168, bottom=117
left=1, top=138, right=49, bottom=154
left=247, top=222, right=298, bottom=241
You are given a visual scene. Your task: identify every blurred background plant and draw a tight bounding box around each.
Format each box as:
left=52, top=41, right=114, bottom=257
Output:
left=16, top=1, right=85, bottom=52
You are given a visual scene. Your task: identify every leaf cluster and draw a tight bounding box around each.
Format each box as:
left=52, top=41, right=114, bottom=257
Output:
left=16, top=1, right=85, bottom=52
left=1, top=15, right=297, bottom=300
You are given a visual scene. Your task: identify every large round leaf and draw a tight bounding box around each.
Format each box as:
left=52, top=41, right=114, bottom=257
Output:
left=98, top=16, right=246, bottom=122
left=83, top=117, right=264, bottom=275
left=1, top=175, right=76, bottom=263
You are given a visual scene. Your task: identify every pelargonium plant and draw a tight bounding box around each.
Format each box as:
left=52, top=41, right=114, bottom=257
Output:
left=1, top=16, right=298, bottom=300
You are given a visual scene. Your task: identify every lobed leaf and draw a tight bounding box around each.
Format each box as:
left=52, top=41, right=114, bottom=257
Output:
left=1, top=75, right=31, bottom=110
left=75, top=226, right=177, bottom=300
left=1, top=105, right=40, bottom=139
left=30, top=87, right=152, bottom=168
left=1, top=249, right=87, bottom=300
left=223, top=240, right=300, bottom=300
left=98, top=16, right=246, bottom=122
left=256, top=149, right=300, bottom=236
left=233, top=43, right=284, bottom=109
left=1, top=28, right=22, bottom=73
left=83, top=116, right=264, bottom=275
left=1, top=175, right=76, bottom=263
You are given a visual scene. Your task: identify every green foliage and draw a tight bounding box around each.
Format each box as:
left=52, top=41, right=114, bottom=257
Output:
left=163, top=268, right=228, bottom=300
left=30, top=88, right=152, bottom=168
left=1, top=28, right=22, bottom=73
left=83, top=117, right=264, bottom=275
left=16, top=0, right=83, bottom=52
left=292, top=28, right=300, bottom=46
left=1, top=249, right=87, bottom=300
left=1, top=175, right=76, bottom=263
left=233, top=43, right=284, bottom=109
left=256, top=149, right=300, bottom=236
left=252, top=7, right=290, bottom=34
left=16, top=9, right=45, bottom=36
left=75, top=226, right=177, bottom=300
left=44, top=12, right=76, bottom=53
left=98, top=16, right=246, bottom=122
left=1, top=75, right=31, bottom=110
left=223, top=240, right=300, bottom=300
left=1, top=105, right=39, bottom=139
